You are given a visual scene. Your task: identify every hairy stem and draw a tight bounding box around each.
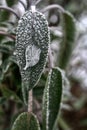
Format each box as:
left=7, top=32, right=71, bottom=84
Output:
left=41, top=4, right=64, bottom=13
left=28, top=90, right=33, bottom=112
left=0, top=6, right=20, bottom=19
left=26, top=0, right=42, bottom=10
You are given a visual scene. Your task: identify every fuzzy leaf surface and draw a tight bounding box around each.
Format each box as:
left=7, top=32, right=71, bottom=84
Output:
left=11, top=112, right=40, bottom=130
left=42, top=68, right=62, bottom=130
left=14, top=10, right=49, bottom=103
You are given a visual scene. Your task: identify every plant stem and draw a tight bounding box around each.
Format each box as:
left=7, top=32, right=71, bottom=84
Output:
left=28, top=90, right=33, bottom=112
left=0, top=6, right=20, bottom=19
left=26, top=0, right=42, bottom=10
left=41, top=4, right=64, bottom=13
left=26, top=0, right=36, bottom=9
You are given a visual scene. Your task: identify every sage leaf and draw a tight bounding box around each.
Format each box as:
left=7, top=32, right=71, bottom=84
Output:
left=13, top=10, right=49, bottom=102
left=58, top=11, right=76, bottom=69
left=11, top=112, right=40, bottom=130
left=42, top=68, right=62, bottom=130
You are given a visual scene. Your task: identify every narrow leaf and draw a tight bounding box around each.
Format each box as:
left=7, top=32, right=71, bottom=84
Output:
left=42, top=68, right=62, bottom=130
left=11, top=112, right=40, bottom=130
left=58, top=11, right=76, bottom=69
left=13, top=10, right=50, bottom=103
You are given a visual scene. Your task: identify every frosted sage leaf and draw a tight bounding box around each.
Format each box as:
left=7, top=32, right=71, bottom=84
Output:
left=11, top=112, right=40, bottom=130
left=13, top=10, right=50, bottom=102
left=58, top=11, right=76, bottom=69
left=42, top=68, right=62, bottom=130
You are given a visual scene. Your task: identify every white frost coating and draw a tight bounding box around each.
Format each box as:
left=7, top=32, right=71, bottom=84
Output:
left=31, top=5, right=36, bottom=13
left=24, top=44, right=41, bottom=70
left=46, top=70, right=52, bottom=130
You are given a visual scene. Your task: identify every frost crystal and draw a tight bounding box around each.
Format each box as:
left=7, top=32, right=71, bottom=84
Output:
left=24, top=44, right=41, bottom=70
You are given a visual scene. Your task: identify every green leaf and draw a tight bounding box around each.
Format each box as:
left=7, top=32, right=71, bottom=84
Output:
left=58, top=11, right=76, bottom=69
left=42, top=67, right=62, bottom=130
left=11, top=112, right=40, bottom=130
left=14, top=10, right=50, bottom=103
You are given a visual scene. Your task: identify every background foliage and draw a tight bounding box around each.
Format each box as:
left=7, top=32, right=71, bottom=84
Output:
left=0, top=0, right=87, bottom=130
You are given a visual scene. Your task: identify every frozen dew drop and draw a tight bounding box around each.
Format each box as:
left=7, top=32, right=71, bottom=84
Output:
left=23, top=44, right=41, bottom=70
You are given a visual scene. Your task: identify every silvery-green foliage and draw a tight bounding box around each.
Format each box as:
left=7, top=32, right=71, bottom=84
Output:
left=50, top=11, right=76, bottom=69
left=14, top=10, right=50, bottom=102
left=11, top=112, right=40, bottom=130
left=42, top=68, right=62, bottom=130
left=58, top=11, right=76, bottom=69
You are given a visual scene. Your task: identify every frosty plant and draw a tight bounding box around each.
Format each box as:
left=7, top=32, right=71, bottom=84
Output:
left=12, top=3, right=62, bottom=130
left=0, top=0, right=76, bottom=130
